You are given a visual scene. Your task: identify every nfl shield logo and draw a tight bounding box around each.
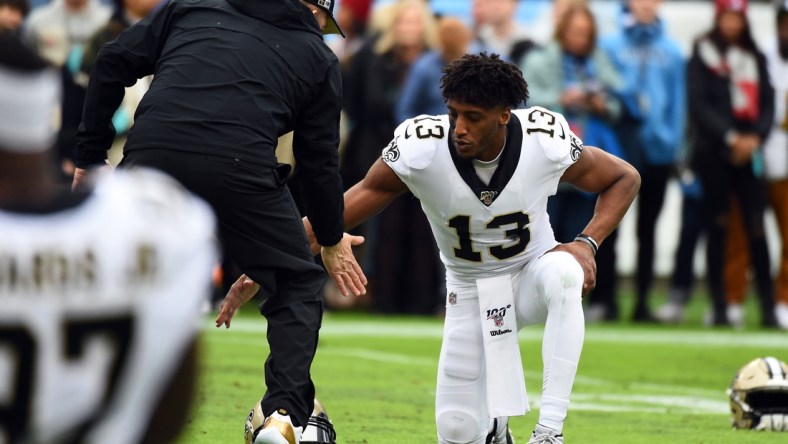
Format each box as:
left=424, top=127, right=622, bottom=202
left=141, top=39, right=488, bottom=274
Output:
left=493, top=314, right=504, bottom=327
left=479, top=190, right=497, bottom=206
left=448, top=292, right=457, bottom=305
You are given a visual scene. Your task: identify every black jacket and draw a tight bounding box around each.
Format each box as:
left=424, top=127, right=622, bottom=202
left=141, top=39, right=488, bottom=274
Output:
left=687, top=40, right=774, bottom=163
left=75, top=0, right=344, bottom=246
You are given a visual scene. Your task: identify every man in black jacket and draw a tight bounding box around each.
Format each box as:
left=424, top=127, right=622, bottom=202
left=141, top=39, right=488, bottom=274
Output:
left=72, top=0, right=366, bottom=442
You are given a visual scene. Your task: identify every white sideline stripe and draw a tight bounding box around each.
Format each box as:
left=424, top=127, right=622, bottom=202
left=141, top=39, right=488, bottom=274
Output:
left=208, top=334, right=724, bottom=398
left=320, top=347, right=436, bottom=367
left=573, top=394, right=728, bottom=414
left=205, top=318, right=788, bottom=349
left=523, top=370, right=723, bottom=397
left=205, top=329, right=731, bottom=416
left=323, top=349, right=729, bottom=415
left=531, top=394, right=729, bottom=415
left=626, top=381, right=723, bottom=397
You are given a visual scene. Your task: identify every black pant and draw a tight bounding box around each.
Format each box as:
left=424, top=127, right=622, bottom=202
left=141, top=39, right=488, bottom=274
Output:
left=695, top=157, right=773, bottom=321
left=547, top=189, right=619, bottom=319
left=372, top=195, right=442, bottom=314
left=671, top=193, right=705, bottom=299
left=546, top=188, right=596, bottom=244
left=589, top=229, right=619, bottom=319
left=121, top=149, right=324, bottom=427
left=634, top=164, right=671, bottom=314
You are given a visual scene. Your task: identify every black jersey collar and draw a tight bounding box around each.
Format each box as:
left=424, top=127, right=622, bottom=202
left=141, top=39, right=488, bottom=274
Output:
left=447, top=113, right=523, bottom=207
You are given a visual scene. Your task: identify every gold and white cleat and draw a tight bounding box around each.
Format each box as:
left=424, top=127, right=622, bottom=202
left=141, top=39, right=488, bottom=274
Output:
left=254, top=410, right=301, bottom=444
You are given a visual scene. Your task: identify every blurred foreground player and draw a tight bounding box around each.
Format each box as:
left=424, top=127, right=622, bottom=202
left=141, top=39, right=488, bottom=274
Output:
left=0, top=34, right=217, bottom=444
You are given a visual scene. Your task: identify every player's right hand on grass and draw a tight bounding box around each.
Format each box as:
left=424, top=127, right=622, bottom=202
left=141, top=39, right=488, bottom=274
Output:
left=215, top=274, right=260, bottom=329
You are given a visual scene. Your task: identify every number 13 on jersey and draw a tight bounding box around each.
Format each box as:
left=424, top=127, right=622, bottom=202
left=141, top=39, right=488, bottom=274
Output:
left=448, top=211, right=531, bottom=262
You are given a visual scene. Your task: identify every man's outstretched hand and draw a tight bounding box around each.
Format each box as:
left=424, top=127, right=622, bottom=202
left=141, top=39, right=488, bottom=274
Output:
left=321, top=233, right=367, bottom=297
left=215, top=233, right=367, bottom=328
left=215, top=274, right=260, bottom=329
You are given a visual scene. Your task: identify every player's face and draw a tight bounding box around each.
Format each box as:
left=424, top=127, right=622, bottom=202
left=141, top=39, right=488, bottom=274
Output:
left=447, top=99, right=510, bottom=161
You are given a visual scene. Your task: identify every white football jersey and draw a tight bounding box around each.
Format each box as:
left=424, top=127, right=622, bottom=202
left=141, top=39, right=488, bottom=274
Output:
left=382, top=107, right=583, bottom=282
left=0, top=169, right=217, bottom=444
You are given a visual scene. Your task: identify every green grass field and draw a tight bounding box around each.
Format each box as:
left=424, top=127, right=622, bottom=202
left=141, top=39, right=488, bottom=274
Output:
left=178, top=290, right=788, bottom=444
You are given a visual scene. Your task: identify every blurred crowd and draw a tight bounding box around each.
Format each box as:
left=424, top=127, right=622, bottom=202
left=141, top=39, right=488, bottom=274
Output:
left=3, top=0, right=787, bottom=329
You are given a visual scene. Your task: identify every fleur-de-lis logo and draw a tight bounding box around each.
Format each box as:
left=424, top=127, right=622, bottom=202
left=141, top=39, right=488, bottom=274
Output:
left=570, top=134, right=583, bottom=161
left=382, top=137, right=400, bottom=163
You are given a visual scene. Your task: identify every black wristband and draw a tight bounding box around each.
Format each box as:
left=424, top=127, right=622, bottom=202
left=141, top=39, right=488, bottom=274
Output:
left=574, top=233, right=598, bottom=256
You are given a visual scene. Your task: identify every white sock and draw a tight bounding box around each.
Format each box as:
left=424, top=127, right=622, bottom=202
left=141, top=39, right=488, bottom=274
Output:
left=536, top=257, right=585, bottom=433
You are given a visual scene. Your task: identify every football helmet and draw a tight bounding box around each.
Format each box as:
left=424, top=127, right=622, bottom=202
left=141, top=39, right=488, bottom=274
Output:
left=244, top=399, right=265, bottom=444
left=728, top=356, right=788, bottom=431
left=244, top=399, right=336, bottom=444
left=301, top=399, right=336, bottom=444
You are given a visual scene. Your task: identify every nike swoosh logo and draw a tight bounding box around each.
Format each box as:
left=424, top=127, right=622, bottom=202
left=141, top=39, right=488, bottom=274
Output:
left=404, top=125, right=412, bottom=139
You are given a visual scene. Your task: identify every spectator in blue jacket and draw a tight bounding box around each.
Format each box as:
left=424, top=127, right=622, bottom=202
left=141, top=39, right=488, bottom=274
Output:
left=523, top=4, right=625, bottom=322
left=396, top=16, right=473, bottom=122
left=600, top=0, right=685, bottom=322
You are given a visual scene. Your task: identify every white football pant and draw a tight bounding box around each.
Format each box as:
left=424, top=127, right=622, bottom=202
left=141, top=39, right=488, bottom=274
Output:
left=435, top=251, right=585, bottom=444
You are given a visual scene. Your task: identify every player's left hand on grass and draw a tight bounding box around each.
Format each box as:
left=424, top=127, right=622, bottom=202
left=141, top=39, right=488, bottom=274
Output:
left=215, top=274, right=260, bottom=329
left=550, top=241, right=597, bottom=296
left=321, top=233, right=368, bottom=297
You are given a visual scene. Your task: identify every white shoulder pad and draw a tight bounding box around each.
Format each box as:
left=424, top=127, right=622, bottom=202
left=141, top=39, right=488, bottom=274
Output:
left=383, top=114, right=448, bottom=172
left=515, top=107, right=583, bottom=167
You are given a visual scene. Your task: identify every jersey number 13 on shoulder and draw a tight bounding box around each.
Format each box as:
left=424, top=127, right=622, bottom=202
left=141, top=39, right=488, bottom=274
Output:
left=406, top=116, right=445, bottom=140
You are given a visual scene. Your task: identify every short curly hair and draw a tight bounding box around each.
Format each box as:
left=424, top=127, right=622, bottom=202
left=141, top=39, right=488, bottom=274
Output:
left=440, top=52, right=529, bottom=109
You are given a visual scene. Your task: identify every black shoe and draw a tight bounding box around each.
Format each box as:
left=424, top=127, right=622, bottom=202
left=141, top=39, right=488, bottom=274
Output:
left=603, top=308, right=619, bottom=322
left=632, top=307, right=657, bottom=323
left=704, top=310, right=731, bottom=327
left=761, top=314, right=778, bottom=328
